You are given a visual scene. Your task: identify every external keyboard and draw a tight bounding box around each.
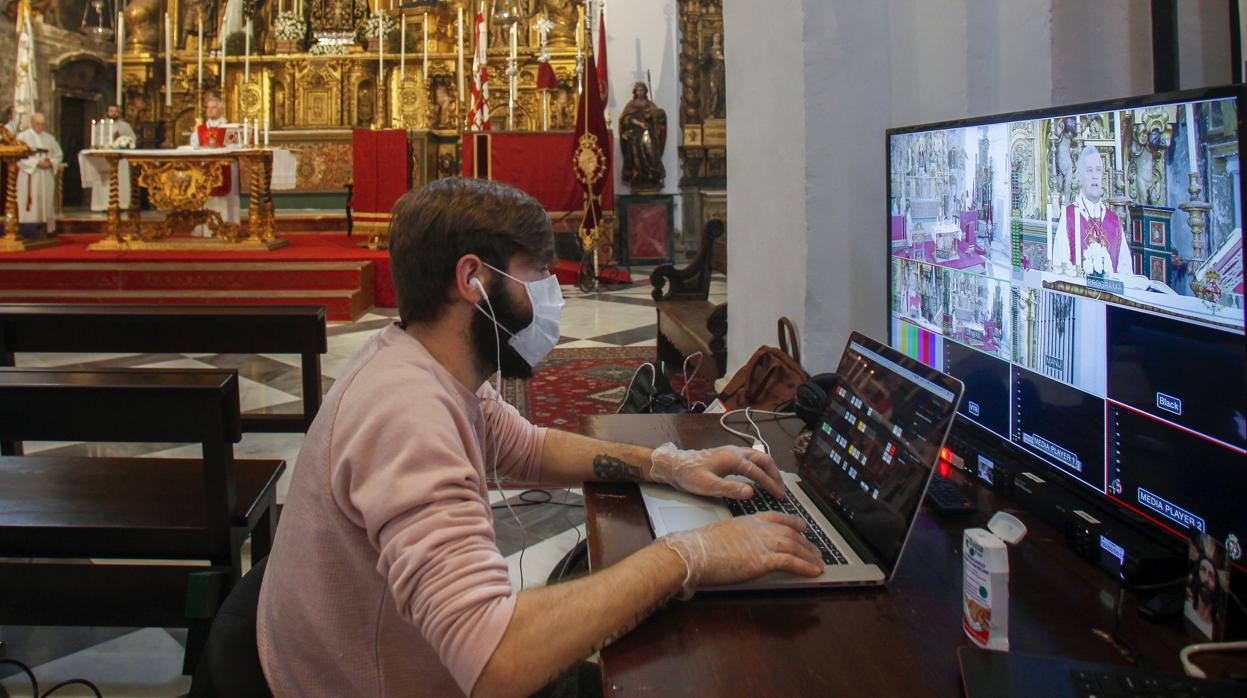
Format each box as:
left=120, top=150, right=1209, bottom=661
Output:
left=1070, top=667, right=1240, bottom=698
left=723, top=486, right=848, bottom=566
left=925, top=474, right=977, bottom=515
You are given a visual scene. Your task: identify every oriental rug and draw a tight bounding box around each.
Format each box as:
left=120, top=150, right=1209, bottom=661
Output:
left=502, top=346, right=715, bottom=429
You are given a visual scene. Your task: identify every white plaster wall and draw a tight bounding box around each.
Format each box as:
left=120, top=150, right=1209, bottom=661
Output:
left=596, top=0, right=681, bottom=205
left=723, top=0, right=807, bottom=372
left=1050, top=0, right=1152, bottom=106
left=1178, top=0, right=1232, bottom=89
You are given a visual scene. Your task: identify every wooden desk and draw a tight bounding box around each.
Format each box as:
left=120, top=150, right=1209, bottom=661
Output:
left=579, top=414, right=1236, bottom=697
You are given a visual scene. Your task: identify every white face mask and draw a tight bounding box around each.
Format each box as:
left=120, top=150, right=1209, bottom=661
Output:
left=478, top=262, right=565, bottom=368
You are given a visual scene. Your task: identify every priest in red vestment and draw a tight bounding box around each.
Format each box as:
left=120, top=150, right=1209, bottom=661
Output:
left=1052, top=146, right=1133, bottom=279
left=188, top=95, right=240, bottom=237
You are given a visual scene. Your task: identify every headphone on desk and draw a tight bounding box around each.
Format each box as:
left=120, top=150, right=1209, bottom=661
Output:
left=794, top=373, right=838, bottom=430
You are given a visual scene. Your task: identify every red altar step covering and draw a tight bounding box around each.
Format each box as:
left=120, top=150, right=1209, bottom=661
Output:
left=461, top=132, right=614, bottom=213
left=0, top=235, right=394, bottom=321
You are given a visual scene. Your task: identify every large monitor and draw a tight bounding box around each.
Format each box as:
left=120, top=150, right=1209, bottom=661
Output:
left=885, top=87, right=1245, bottom=570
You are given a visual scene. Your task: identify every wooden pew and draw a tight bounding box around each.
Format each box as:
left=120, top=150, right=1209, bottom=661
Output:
left=650, top=219, right=728, bottom=379
left=0, top=368, right=285, bottom=673
left=0, top=304, right=328, bottom=434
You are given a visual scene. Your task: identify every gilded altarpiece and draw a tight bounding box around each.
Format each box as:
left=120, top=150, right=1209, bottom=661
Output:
left=676, top=0, right=726, bottom=256
left=113, top=0, right=587, bottom=200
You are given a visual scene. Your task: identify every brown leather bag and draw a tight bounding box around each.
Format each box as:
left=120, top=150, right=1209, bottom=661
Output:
left=718, top=317, right=809, bottom=412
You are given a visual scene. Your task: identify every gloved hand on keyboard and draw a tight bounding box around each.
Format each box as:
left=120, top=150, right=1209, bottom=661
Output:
left=661, top=512, right=825, bottom=594
left=650, top=442, right=787, bottom=500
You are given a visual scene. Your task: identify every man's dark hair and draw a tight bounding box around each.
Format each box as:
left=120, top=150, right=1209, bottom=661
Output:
left=389, top=176, right=553, bottom=325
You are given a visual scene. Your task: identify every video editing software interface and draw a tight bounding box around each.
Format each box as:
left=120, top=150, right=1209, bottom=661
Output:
left=886, top=93, right=1245, bottom=568
left=804, top=340, right=959, bottom=570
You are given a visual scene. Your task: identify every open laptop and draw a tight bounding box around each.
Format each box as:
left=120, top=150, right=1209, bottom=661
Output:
left=641, top=332, right=964, bottom=590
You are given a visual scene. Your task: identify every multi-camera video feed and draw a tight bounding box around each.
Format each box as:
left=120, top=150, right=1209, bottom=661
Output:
left=943, top=339, right=1010, bottom=439
left=1108, top=406, right=1246, bottom=545
left=889, top=94, right=1243, bottom=559
left=1012, top=366, right=1107, bottom=491
left=1107, top=306, right=1247, bottom=450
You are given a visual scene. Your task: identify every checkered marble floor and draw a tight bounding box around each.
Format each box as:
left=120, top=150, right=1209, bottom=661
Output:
left=0, top=270, right=726, bottom=696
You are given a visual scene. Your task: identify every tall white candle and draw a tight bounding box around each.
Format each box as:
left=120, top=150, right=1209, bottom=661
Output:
left=457, top=8, right=464, bottom=105
left=242, top=118, right=248, bottom=144
left=1114, top=113, right=1124, bottom=175
left=197, top=16, right=204, bottom=93
left=220, top=22, right=226, bottom=100
left=378, top=15, right=384, bottom=123
left=400, top=15, right=406, bottom=81
left=90, top=119, right=96, bottom=148
left=244, top=19, right=251, bottom=82
left=1186, top=103, right=1199, bottom=175
left=165, top=13, right=172, bottom=106
left=422, top=13, right=428, bottom=81
left=264, top=117, right=269, bottom=146
left=509, top=23, right=517, bottom=130
left=116, top=13, right=125, bottom=106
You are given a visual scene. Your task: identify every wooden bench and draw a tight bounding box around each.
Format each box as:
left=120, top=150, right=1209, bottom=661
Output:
left=650, top=219, right=728, bottom=379
left=0, top=368, right=285, bottom=673
left=0, top=304, right=328, bottom=435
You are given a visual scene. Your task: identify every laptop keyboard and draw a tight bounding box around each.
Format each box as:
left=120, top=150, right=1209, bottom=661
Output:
left=723, top=486, right=849, bottom=566
left=1070, top=667, right=1240, bottom=697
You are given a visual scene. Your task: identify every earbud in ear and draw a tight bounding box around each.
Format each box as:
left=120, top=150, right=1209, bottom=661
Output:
left=470, top=277, right=488, bottom=302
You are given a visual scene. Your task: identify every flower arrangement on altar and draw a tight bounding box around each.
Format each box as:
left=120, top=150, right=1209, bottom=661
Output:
left=308, top=42, right=348, bottom=55
left=112, top=135, right=136, bottom=149
left=1082, top=241, right=1112, bottom=278
left=273, top=12, right=305, bottom=41
left=356, top=12, right=396, bottom=46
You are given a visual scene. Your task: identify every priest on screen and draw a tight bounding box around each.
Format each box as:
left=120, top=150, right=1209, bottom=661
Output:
left=89, top=104, right=136, bottom=211
left=189, top=95, right=240, bottom=237
left=16, top=112, right=62, bottom=239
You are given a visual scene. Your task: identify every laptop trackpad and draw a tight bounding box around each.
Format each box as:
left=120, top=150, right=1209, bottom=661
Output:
left=656, top=506, right=723, bottom=533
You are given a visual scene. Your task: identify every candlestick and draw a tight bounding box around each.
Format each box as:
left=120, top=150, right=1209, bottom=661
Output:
left=422, top=13, right=428, bottom=81
left=1185, top=103, right=1199, bottom=175
left=1114, top=113, right=1124, bottom=175
left=197, top=16, right=204, bottom=93
left=400, top=15, right=406, bottom=82
left=116, top=13, right=124, bottom=106
left=244, top=19, right=251, bottom=82
left=457, top=8, right=464, bottom=106
left=165, top=13, right=172, bottom=107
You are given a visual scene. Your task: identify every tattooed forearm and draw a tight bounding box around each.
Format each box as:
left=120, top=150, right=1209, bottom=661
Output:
left=592, top=454, right=645, bottom=481
left=590, top=591, right=678, bottom=655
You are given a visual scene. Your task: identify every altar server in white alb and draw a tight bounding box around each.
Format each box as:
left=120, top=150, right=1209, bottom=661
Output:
left=17, top=113, right=62, bottom=238
left=189, top=95, right=240, bottom=236
left=89, top=104, right=137, bottom=211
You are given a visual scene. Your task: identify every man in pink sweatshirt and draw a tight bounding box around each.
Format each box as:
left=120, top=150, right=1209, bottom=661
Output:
left=256, top=177, right=824, bottom=697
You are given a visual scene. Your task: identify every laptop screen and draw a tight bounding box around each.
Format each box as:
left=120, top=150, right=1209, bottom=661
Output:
left=801, top=333, right=963, bottom=576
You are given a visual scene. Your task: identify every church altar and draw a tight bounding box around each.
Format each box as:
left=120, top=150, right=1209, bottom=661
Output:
left=79, top=147, right=296, bottom=250
left=461, top=131, right=614, bottom=213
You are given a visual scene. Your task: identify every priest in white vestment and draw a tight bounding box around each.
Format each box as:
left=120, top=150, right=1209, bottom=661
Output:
left=16, top=113, right=62, bottom=237
left=88, top=104, right=137, bottom=211
left=189, top=96, right=240, bottom=237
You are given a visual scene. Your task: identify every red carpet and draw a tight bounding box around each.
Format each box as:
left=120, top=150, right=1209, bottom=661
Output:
left=0, top=234, right=393, bottom=320
left=503, top=347, right=714, bottom=429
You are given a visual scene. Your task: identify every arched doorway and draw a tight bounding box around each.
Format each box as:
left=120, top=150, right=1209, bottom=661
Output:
left=53, top=54, right=111, bottom=209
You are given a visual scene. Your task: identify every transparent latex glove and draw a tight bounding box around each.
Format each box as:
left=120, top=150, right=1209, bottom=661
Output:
left=662, top=512, right=825, bottom=593
left=650, top=442, right=786, bottom=500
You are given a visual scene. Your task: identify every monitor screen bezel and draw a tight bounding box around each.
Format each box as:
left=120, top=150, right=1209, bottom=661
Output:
left=883, top=84, right=1247, bottom=555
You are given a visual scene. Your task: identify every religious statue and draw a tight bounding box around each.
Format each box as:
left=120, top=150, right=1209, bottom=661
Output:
left=1128, top=124, right=1168, bottom=206
left=702, top=31, right=725, bottom=120
left=490, top=0, right=531, bottom=46
left=539, top=0, right=582, bottom=48
left=431, top=75, right=458, bottom=129
left=550, top=83, right=574, bottom=129
left=357, top=86, right=374, bottom=126
left=1051, top=117, right=1077, bottom=203
left=619, top=82, right=667, bottom=192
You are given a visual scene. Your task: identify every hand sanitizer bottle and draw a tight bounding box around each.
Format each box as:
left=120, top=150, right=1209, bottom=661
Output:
left=963, top=511, right=1027, bottom=651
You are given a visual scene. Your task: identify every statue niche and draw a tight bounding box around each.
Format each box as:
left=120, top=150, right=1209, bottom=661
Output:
left=539, top=0, right=582, bottom=48
left=702, top=31, right=725, bottom=121
left=619, top=82, right=667, bottom=192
